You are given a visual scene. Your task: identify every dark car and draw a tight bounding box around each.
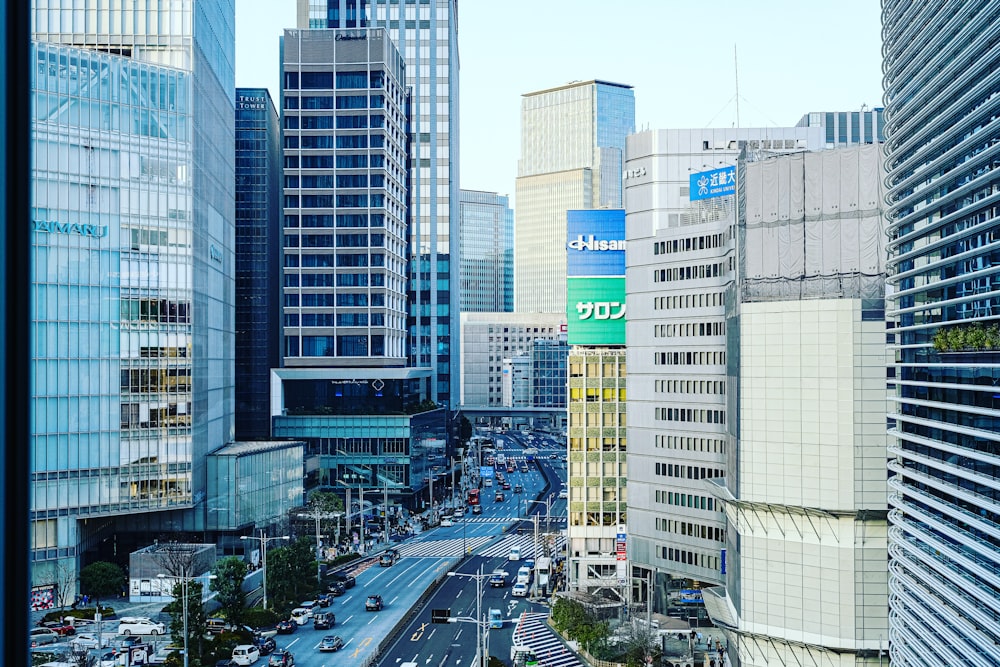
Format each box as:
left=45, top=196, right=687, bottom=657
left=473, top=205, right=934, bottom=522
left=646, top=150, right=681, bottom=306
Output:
left=494, top=492, right=504, bottom=502
left=269, top=650, right=295, bottom=666
left=365, top=594, right=383, bottom=611
left=472, top=505, right=482, bottom=515
left=275, top=619, right=297, bottom=635
left=328, top=573, right=356, bottom=589
left=316, top=593, right=332, bottom=607
left=502, top=482, right=511, bottom=490
left=312, top=612, right=335, bottom=630
left=513, top=484, right=524, bottom=493
left=254, top=635, right=277, bottom=656
left=318, top=635, right=345, bottom=652
left=327, top=581, right=345, bottom=597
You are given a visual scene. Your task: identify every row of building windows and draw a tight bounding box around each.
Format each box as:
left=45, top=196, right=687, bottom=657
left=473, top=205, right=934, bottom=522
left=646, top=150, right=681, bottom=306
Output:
left=285, top=334, right=385, bottom=356
left=284, top=312, right=387, bottom=327
left=653, top=351, right=725, bottom=366
left=120, top=402, right=191, bottom=429
left=285, top=214, right=386, bottom=228
left=568, top=412, right=626, bottom=428
left=661, top=546, right=721, bottom=572
left=653, top=321, right=725, bottom=338
left=655, top=517, right=726, bottom=543
left=284, top=71, right=386, bottom=91
left=285, top=174, right=386, bottom=188
left=569, top=361, right=627, bottom=377
left=284, top=113, right=387, bottom=130
left=284, top=133, right=387, bottom=150
left=653, top=291, right=725, bottom=310
left=284, top=154, right=386, bottom=168
left=655, top=462, right=724, bottom=480
left=569, top=387, right=627, bottom=402
left=655, top=489, right=718, bottom=512
left=652, top=259, right=730, bottom=283
left=284, top=193, right=387, bottom=208
left=120, top=298, right=191, bottom=324
left=286, top=292, right=390, bottom=307
left=120, top=369, right=191, bottom=394
left=654, top=407, right=726, bottom=424
left=284, top=94, right=387, bottom=110
left=654, top=379, right=725, bottom=395
left=653, top=231, right=729, bottom=255
left=654, top=434, right=727, bottom=454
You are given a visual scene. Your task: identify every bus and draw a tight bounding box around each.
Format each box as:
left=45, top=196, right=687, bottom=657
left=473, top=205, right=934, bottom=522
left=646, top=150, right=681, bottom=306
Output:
left=495, top=453, right=507, bottom=467
left=467, top=488, right=480, bottom=505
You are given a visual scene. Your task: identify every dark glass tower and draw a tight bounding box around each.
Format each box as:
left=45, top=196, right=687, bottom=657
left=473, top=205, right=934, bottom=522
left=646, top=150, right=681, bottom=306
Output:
left=883, top=1, right=1000, bottom=663
left=235, top=88, right=281, bottom=439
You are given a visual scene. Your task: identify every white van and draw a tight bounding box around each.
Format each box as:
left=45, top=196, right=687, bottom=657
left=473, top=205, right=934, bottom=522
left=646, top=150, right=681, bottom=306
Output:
left=231, top=644, right=260, bottom=665
left=483, top=478, right=493, bottom=487
left=508, top=546, right=521, bottom=561
left=516, top=566, right=532, bottom=584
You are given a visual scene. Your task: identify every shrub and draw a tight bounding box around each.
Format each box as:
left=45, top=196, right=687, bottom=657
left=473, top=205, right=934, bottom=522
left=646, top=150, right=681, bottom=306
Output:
left=242, top=607, right=280, bottom=630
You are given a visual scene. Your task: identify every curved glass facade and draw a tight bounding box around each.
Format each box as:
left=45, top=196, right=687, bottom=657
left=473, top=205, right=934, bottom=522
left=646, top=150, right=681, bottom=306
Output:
left=883, top=2, right=1000, bottom=664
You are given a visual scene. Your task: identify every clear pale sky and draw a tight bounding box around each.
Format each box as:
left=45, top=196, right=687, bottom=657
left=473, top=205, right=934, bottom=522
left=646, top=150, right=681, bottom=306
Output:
left=236, top=0, right=884, bottom=201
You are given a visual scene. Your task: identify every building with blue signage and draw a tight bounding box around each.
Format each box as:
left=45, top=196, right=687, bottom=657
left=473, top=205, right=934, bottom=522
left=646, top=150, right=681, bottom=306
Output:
left=882, top=2, right=1000, bottom=663
left=298, top=0, right=460, bottom=408
left=235, top=88, right=281, bottom=440
left=29, top=0, right=237, bottom=594
left=459, top=190, right=513, bottom=313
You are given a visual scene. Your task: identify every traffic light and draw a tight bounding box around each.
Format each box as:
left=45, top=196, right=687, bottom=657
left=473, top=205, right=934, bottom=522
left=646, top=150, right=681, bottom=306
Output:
left=431, top=608, right=451, bottom=624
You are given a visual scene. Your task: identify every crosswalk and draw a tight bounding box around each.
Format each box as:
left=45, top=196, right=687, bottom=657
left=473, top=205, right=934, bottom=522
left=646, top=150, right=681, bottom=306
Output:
left=459, top=516, right=567, bottom=525
left=511, top=612, right=583, bottom=667
left=396, top=532, right=566, bottom=559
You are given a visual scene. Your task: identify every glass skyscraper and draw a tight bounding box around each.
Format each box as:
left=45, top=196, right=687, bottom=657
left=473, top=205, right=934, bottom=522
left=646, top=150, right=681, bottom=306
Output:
left=29, top=0, right=235, bottom=593
left=459, top=189, right=513, bottom=313
left=298, top=0, right=459, bottom=406
left=235, top=88, right=281, bottom=440
left=515, top=80, right=634, bottom=313
left=883, top=2, right=1000, bottom=664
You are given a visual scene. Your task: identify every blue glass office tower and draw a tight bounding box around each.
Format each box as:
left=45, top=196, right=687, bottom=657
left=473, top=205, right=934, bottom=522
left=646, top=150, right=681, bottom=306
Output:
left=235, top=89, right=281, bottom=440
left=30, top=0, right=235, bottom=591
left=459, top=189, right=513, bottom=313
left=883, top=2, right=1000, bottom=664
left=298, top=0, right=460, bottom=406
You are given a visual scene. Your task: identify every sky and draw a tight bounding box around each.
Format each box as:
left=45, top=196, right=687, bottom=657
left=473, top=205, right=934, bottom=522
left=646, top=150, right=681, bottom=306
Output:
left=236, top=0, right=885, bottom=202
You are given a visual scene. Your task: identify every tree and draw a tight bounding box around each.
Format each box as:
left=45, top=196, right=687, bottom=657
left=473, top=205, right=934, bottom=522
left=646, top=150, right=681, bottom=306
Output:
left=265, top=537, right=317, bottom=611
left=308, top=490, right=344, bottom=513
left=459, top=416, right=473, bottom=443
left=618, top=619, right=660, bottom=667
left=210, top=557, right=249, bottom=625
left=164, top=580, right=207, bottom=663
left=79, top=561, right=125, bottom=610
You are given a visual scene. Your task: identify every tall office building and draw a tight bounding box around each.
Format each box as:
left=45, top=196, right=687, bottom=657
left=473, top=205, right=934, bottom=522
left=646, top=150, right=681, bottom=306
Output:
left=235, top=89, right=281, bottom=440
left=515, top=80, right=634, bottom=313
left=796, top=108, right=885, bottom=147
left=297, top=0, right=460, bottom=406
left=29, top=0, right=235, bottom=593
left=459, top=189, right=513, bottom=313
left=883, top=2, right=1000, bottom=664
left=625, top=127, right=824, bottom=594
left=700, top=145, right=889, bottom=666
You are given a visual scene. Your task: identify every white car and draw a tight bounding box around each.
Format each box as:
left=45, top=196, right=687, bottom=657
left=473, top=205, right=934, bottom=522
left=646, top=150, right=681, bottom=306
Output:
left=511, top=582, right=528, bottom=597
left=70, top=632, right=106, bottom=649
left=440, top=517, right=453, bottom=527
left=290, top=607, right=312, bottom=625
left=117, top=617, right=166, bottom=636
left=558, top=489, right=568, bottom=499
left=508, top=546, right=521, bottom=561
left=232, top=644, right=261, bottom=665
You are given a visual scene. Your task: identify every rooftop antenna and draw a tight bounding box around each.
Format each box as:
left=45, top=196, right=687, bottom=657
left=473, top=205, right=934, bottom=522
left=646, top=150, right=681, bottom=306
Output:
left=734, top=44, right=741, bottom=130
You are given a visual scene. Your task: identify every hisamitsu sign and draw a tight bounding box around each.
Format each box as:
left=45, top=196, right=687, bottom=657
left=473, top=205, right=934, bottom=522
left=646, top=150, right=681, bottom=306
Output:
left=689, top=166, right=735, bottom=200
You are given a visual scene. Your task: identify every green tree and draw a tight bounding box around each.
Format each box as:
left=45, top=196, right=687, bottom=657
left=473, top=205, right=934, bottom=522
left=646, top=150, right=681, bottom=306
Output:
left=308, top=490, right=344, bottom=513
left=164, top=580, right=207, bottom=662
left=78, top=561, right=125, bottom=610
left=264, top=538, right=316, bottom=612
left=210, top=557, right=249, bottom=625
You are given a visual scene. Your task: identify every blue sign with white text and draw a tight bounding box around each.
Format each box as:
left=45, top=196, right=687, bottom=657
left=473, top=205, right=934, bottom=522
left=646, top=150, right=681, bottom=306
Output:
left=689, top=166, right=736, bottom=200
left=567, top=209, right=626, bottom=277
left=479, top=466, right=495, bottom=478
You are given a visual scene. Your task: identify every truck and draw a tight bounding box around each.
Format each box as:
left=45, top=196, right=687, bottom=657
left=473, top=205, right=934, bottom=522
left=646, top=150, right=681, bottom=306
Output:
left=523, top=447, right=537, bottom=462
left=535, top=557, right=551, bottom=593
left=510, top=646, right=538, bottom=667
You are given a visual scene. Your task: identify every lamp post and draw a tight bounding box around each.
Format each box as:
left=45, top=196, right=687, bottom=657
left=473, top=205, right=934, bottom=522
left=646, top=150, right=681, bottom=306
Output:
left=157, top=573, right=216, bottom=667
left=240, top=530, right=289, bottom=611
left=298, top=508, right=343, bottom=584
left=446, top=565, right=492, bottom=667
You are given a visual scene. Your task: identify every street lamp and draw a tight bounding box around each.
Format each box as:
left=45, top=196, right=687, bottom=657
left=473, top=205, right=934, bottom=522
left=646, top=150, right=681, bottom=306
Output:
left=298, top=508, right=343, bottom=584
left=240, top=530, right=289, bottom=611
left=157, top=573, right=216, bottom=667
left=446, top=565, right=492, bottom=667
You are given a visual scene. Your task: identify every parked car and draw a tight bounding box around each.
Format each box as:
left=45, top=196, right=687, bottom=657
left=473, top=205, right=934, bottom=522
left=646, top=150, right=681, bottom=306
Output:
left=231, top=644, right=261, bottom=666
left=318, top=635, right=345, bottom=652
left=316, top=593, right=332, bottom=607
left=512, top=582, right=528, bottom=597
left=40, top=620, right=76, bottom=636
left=253, top=635, right=277, bottom=656
left=29, top=627, right=61, bottom=646
left=117, top=617, right=166, bottom=636
left=312, top=612, right=335, bottom=630
left=274, top=619, right=296, bottom=635
left=365, top=594, right=384, bottom=611
left=93, top=648, right=120, bottom=667
left=268, top=650, right=295, bottom=666
left=69, top=632, right=107, bottom=649
left=114, top=635, right=143, bottom=650
left=149, top=645, right=185, bottom=665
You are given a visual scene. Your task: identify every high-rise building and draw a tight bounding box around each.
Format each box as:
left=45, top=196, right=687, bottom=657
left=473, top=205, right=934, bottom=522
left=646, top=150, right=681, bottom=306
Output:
left=795, top=108, right=885, bottom=146
left=532, top=337, right=568, bottom=409
left=699, top=144, right=889, bottom=666
left=235, top=88, right=281, bottom=440
left=29, top=0, right=235, bottom=590
left=624, top=127, right=824, bottom=593
left=515, top=80, right=634, bottom=313
left=883, top=2, right=1000, bottom=663
left=297, top=0, right=460, bottom=406
left=459, top=189, right=513, bottom=313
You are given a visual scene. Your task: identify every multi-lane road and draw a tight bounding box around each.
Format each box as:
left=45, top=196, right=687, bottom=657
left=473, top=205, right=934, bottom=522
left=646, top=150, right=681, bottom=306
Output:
left=267, top=431, right=570, bottom=667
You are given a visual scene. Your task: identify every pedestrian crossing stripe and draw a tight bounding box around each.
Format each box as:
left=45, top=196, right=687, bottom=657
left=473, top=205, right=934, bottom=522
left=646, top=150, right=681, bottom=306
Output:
left=396, top=533, right=566, bottom=559
left=512, top=612, right=583, bottom=667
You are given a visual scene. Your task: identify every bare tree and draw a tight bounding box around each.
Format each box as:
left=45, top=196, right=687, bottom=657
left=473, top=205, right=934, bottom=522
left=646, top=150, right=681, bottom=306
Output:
left=159, top=542, right=197, bottom=578
left=52, top=562, right=78, bottom=610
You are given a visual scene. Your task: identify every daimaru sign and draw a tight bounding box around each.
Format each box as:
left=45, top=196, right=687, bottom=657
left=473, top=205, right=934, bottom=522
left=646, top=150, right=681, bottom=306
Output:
left=568, top=235, right=626, bottom=252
